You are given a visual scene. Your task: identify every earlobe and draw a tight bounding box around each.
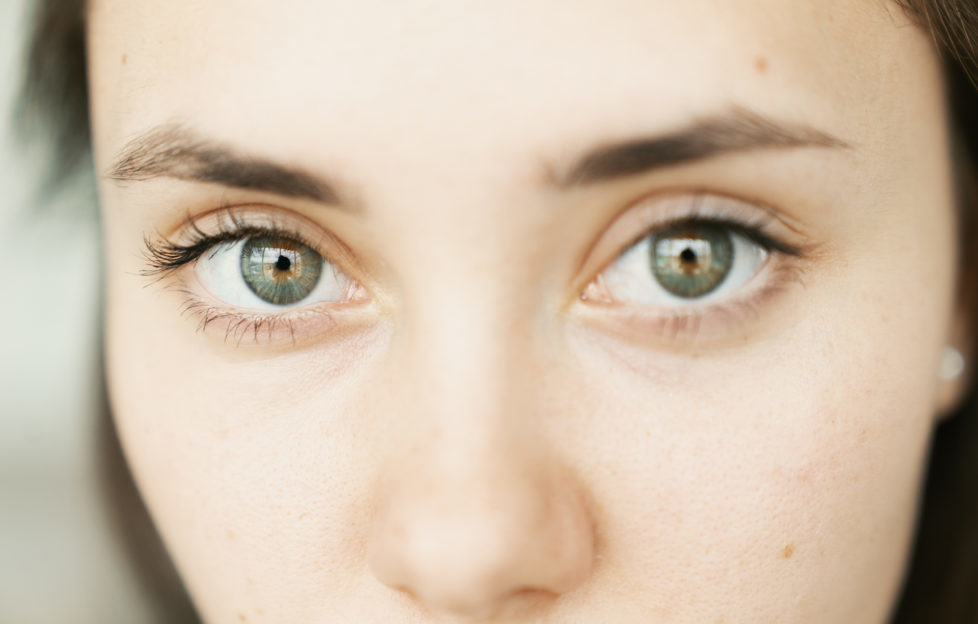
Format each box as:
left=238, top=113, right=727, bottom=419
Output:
left=935, top=319, right=973, bottom=418
left=936, top=270, right=976, bottom=418
left=935, top=346, right=968, bottom=419
left=938, top=346, right=966, bottom=383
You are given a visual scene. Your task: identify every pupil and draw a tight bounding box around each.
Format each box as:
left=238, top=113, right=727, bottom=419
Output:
left=275, top=255, right=292, bottom=272
left=679, top=248, right=697, bottom=263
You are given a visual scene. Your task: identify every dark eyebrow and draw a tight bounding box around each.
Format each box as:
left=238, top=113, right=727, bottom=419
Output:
left=106, top=123, right=352, bottom=207
left=545, top=107, right=850, bottom=189
left=108, top=109, right=847, bottom=205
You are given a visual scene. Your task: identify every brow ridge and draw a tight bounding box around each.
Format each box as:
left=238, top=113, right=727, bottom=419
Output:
left=107, top=108, right=848, bottom=204
left=547, top=107, right=850, bottom=188
left=106, top=122, right=345, bottom=205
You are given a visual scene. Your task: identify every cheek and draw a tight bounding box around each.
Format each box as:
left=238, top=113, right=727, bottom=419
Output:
left=107, top=347, right=390, bottom=617
left=557, top=269, right=943, bottom=620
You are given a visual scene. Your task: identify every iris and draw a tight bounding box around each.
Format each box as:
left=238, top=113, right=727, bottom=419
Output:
left=650, top=223, right=734, bottom=298
left=240, top=235, right=323, bottom=305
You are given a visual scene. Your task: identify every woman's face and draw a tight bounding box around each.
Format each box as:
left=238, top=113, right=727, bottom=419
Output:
left=88, top=1, right=968, bottom=622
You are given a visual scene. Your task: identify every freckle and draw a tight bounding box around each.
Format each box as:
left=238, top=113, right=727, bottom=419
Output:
left=782, top=543, right=795, bottom=559
left=237, top=614, right=247, bottom=622
left=755, top=56, right=768, bottom=74
left=121, top=53, right=127, bottom=65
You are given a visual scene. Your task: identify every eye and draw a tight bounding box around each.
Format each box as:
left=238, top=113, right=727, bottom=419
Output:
left=195, top=234, right=356, bottom=311
left=590, top=220, right=769, bottom=306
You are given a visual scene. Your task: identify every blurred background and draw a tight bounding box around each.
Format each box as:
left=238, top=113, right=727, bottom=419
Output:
left=0, top=0, right=162, bottom=621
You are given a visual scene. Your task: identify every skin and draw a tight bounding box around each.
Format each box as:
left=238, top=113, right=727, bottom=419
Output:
left=87, top=0, right=973, bottom=622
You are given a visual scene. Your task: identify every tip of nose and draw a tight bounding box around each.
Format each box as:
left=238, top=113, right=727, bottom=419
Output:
left=368, top=452, right=595, bottom=620
left=370, top=519, right=574, bottom=618
left=388, top=520, right=528, bottom=583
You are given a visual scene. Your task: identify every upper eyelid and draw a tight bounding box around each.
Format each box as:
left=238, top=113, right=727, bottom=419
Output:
left=142, top=204, right=362, bottom=279
left=617, top=215, right=803, bottom=259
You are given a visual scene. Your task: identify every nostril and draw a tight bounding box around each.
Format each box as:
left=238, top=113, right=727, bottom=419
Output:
left=411, top=586, right=557, bottom=620
left=498, top=588, right=559, bottom=617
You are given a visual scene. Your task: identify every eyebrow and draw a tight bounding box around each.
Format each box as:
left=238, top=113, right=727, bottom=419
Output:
left=544, top=107, right=849, bottom=188
left=107, top=108, right=848, bottom=204
left=107, top=123, right=350, bottom=206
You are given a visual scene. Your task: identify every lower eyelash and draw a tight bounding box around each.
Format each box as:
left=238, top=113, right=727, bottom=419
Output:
left=589, top=257, right=808, bottom=341
left=173, top=285, right=339, bottom=346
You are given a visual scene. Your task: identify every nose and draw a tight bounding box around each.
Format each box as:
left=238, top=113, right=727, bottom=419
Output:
left=366, top=336, right=595, bottom=619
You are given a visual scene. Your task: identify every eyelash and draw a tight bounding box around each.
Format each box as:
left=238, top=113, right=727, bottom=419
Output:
left=580, top=206, right=808, bottom=339
left=145, top=200, right=807, bottom=345
left=143, top=210, right=323, bottom=276
left=143, top=209, right=349, bottom=345
left=617, top=214, right=802, bottom=258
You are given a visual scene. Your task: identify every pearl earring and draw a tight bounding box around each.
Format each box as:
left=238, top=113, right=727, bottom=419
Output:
left=939, top=346, right=966, bottom=381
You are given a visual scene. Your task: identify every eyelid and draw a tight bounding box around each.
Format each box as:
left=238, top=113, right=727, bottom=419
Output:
left=142, top=205, right=379, bottom=346
left=144, top=203, right=370, bottom=291
left=571, top=191, right=810, bottom=302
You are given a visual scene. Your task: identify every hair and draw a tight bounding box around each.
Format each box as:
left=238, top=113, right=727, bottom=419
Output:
left=16, top=0, right=978, bottom=621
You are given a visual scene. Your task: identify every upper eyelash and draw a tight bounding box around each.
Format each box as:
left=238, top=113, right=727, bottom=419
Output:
left=145, top=202, right=802, bottom=293
left=142, top=209, right=325, bottom=278
left=620, top=213, right=804, bottom=259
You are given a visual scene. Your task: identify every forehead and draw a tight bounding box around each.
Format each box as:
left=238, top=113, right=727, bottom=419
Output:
left=86, top=0, right=927, bottom=172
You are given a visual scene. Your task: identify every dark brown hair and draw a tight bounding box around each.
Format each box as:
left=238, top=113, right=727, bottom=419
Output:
left=17, top=0, right=978, bottom=621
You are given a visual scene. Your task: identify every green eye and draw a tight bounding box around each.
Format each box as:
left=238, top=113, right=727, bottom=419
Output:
left=240, top=235, right=323, bottom=305
left=650, top=223, right=734, bottom=298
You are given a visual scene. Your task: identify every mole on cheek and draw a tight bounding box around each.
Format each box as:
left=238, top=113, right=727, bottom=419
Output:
left=782, top=543, right=795, bottom=559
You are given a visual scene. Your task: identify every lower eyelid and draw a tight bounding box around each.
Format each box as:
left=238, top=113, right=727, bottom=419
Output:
left=575, top=252, right=808, bottom=342
left=171, top=275, right=374, bottom=347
